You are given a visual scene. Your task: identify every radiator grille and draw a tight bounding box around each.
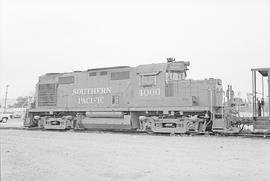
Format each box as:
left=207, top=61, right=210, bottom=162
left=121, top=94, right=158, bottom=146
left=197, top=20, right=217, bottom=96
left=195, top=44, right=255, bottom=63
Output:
left=38, top=84, right=57, bottom=106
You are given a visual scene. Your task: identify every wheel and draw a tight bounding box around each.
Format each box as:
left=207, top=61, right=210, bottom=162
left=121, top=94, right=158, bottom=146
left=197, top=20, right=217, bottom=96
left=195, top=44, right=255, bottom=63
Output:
left=2, top=117, right=8, bottom=123
left=146, top=127, right=154, bottom=134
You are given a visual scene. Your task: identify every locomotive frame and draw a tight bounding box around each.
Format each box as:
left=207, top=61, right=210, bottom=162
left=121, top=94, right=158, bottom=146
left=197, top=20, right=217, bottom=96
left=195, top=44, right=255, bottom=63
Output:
left=24, top=59, right=235, bottom=134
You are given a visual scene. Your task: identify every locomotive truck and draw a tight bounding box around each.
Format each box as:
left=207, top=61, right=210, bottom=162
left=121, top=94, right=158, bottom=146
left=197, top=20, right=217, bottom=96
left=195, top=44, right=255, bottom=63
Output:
left=24, top=59, right=233, bottom=133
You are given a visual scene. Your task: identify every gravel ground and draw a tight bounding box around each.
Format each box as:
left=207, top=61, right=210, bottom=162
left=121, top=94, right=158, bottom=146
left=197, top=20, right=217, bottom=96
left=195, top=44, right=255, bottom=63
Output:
left=1, top=123, right=270, bottom=181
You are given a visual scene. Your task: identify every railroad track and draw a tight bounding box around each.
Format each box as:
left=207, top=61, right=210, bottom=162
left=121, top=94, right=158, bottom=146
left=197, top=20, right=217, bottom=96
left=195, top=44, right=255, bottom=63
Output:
left=1, top=126, right=270, bottom=139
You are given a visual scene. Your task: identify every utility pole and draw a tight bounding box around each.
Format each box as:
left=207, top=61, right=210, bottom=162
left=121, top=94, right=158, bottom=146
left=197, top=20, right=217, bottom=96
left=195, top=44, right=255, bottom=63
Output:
left=3, top=85, right=9, bottom=114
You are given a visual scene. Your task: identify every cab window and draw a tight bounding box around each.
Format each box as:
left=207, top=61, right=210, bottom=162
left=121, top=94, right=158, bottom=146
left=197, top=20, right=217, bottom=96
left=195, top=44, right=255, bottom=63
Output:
left=140, top=75, right=156, bottom=86
left=166, top=71, right=185, bottom=82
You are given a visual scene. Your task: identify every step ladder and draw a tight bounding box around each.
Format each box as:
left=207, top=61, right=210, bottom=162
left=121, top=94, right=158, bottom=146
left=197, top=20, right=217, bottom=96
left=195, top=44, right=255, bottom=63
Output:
left=253, top=117, right=270, bottom=133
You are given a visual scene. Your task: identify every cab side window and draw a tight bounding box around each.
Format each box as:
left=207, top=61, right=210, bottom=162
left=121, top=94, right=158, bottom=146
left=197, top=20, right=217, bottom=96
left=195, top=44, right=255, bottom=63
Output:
left=165, top=71, right=185, bottom=82
left=140, top=75, right=156, bottom=86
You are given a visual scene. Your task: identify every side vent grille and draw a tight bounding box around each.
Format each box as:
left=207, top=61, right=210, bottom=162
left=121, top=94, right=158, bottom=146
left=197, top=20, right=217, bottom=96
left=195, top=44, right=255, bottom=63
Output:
left=111, top=71, right=130, bottom=80
left=38, top=84, right=57, bottom=106
left=59, top=76, right=74, bottom=84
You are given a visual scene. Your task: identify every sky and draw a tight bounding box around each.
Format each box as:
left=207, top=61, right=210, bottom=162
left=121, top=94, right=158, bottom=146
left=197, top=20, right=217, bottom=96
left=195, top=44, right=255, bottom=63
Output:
left=0, top=0, right=270, bottom=100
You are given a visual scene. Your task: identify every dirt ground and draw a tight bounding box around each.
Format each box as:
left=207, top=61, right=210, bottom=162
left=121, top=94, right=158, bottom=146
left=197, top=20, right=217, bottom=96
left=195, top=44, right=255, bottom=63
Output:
left=0, top=118, right=23, bottom=129
left=0, top=120, right=270, bottom=181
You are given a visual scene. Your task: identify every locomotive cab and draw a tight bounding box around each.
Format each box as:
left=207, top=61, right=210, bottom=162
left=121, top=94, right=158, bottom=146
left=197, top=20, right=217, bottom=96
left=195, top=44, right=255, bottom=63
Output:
left=165, top=61, right=189, bottom=97
left=136, top=60, right=225, bottom=133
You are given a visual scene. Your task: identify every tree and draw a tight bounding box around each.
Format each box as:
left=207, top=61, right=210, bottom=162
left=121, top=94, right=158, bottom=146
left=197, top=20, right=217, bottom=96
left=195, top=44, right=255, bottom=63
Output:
left=12, top=96, right=29, bottom=108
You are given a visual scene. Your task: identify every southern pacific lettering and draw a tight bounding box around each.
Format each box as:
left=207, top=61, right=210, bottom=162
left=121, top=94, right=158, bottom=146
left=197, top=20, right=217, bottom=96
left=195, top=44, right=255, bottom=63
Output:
left=72, top=87, right=112, bottom=95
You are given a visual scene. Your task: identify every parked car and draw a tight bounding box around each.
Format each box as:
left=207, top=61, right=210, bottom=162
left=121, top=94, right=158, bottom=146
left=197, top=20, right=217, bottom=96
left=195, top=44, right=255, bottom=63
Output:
left=0, top=113, right=13, bottom=123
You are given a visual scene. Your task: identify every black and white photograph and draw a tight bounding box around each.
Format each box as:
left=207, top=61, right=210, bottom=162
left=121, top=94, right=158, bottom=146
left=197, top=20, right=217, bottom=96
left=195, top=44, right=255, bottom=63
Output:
left=0, top=0, right=270, bottom=180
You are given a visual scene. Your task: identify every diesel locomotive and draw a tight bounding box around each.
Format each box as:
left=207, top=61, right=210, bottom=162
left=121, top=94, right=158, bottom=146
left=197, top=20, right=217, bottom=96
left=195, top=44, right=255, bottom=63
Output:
left=24, top=59, right=232, bottom=133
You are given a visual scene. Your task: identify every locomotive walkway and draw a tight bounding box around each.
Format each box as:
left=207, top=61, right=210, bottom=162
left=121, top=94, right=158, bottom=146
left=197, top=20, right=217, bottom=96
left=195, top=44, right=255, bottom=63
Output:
left=1, top=118, right=270, bottom=139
